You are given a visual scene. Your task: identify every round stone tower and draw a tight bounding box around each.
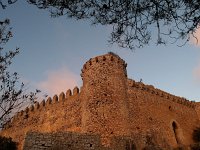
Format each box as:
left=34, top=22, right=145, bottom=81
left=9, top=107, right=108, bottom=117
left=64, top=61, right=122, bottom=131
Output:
left=80, top=53, right=130, bottom=145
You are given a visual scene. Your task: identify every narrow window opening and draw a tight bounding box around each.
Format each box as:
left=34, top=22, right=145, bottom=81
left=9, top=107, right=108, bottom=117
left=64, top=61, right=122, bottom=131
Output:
left=172, top=121, right=181, bottom=145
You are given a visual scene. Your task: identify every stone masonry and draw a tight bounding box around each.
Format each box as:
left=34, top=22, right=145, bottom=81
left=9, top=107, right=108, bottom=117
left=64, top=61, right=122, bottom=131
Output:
left=1, top=53, right=200, bottom=150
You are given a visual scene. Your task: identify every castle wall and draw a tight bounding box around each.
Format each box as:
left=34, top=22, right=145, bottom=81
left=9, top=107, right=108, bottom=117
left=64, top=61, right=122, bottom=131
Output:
left=127, top=79, right=199, bottom=148
left=1, top=87, right=81, bottom=149
left=0, top=53, right=199, bottom=150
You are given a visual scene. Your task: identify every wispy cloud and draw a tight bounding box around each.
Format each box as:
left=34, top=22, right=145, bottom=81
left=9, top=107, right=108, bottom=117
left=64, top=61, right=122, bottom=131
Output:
left=37, top=67, right=80, bottom=96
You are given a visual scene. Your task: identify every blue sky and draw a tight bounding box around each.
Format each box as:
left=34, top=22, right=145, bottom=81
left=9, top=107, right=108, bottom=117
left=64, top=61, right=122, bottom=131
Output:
left=1, top=1, right=200, bottom=101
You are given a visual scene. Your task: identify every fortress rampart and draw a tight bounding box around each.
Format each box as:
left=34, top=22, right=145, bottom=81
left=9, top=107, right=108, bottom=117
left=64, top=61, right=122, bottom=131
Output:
left=1, top=87, right=82, bottom=149
left=1, top=53, right=200, bottom=150
left=127, top=79, right=195, bottom=108
left=5, top=87, right=80, bottom=129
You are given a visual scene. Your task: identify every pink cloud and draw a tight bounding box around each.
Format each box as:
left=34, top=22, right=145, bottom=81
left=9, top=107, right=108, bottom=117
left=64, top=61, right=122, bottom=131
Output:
left=37, top=67, right=80, bottom=96
left=193, top=62, right=200, bottom=83
left=190, top=28, right=200, bottom=46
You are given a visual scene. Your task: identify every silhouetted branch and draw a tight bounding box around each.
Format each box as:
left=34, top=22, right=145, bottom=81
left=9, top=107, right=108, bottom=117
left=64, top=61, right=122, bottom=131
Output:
left=0, top=19, right=41, bottom=128
left=0, top=0, right=17, bottom=9
left=26, top=0, right=200, bottom=49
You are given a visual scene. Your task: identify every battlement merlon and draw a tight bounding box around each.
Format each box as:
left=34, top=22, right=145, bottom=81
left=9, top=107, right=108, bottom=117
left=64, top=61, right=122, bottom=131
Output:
left=81, top=53, right=127, bottom=78
left=127, top=79, right=196, bottom=108
left=3, top=86, right=80, bottom=130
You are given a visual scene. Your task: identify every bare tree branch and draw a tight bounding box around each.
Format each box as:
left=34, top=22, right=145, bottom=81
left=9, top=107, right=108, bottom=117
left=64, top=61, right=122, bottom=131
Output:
left=0, top=19, right=41, bottom=128
left=24, top=0, right=200, bottom=49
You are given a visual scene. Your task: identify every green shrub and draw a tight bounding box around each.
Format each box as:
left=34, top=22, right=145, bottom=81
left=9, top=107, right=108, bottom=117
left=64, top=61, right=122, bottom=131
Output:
left=0, top=136, right=17, bottom=150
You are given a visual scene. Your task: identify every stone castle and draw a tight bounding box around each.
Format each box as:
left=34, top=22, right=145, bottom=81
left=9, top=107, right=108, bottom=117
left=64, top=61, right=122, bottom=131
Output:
left=1, top=53, right=200, bottom=150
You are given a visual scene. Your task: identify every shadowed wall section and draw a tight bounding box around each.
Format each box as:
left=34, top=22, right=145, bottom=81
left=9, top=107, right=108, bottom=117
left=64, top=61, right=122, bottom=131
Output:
left=127, top=79, right=198, bottom=148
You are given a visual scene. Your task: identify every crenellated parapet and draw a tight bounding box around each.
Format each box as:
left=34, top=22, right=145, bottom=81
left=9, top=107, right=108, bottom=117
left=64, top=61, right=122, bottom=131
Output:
left=3, top=86, right=80, bottom=130
left=127, top=79, right=195, bottom=108
left=2, top=53, right=200, bottom=150
left=81, top=53, right=127, bottom=77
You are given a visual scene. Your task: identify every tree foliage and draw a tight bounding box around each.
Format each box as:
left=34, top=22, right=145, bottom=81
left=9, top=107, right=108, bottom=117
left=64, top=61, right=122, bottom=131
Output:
left=190, top=143, right=200, bottom=150
left=2, top=0, right=200, bottom=49
left=0, top=19, right=40, bottom=128
left=0, top=0, right=17, bottom=9
left=190, top=127, right=200, bottom=150
left=24, top=0, right=200, bottom=49
left=193, top=127, right=200, bottom=143
left=0, top=135, right=17, bottom=150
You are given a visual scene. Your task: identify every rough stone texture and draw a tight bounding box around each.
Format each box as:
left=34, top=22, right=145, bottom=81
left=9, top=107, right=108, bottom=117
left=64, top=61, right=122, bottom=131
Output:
left=23, top=132, right=105, bottom=150
left=1, top=89, right=82, bottom=150
left=1, top=53, right=200, bottom=150
left=81, top=54, right=130, bottom=146
left=23, top=132, right=137, bottom=150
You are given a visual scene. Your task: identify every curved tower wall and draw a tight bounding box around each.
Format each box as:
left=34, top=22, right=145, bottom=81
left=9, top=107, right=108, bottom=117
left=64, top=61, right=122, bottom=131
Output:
left=80, top=53, right=130, bottom=145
